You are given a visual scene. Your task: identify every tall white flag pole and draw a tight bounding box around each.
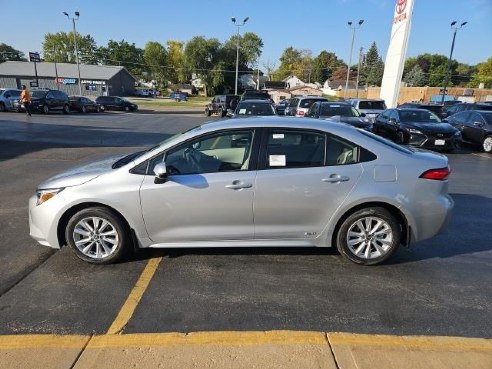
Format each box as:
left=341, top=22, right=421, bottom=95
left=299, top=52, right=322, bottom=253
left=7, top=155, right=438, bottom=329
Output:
left=380, top=0, right=416, bottom=108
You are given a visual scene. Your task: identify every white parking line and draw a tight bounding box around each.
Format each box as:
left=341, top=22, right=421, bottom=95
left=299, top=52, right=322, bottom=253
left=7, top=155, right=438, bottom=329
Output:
left=472, top=153, right=492, bottom=159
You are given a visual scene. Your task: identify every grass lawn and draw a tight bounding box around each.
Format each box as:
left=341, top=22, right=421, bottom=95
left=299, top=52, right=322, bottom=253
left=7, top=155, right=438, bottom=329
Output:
left=128, top=96, right=210, bottom=108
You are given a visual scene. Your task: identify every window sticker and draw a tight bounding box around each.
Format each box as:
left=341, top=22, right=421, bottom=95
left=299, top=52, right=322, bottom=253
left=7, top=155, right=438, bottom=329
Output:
left=272, top=133, right=285, bottom=139
left=239, top=108, right=246, bottom=114
left=269, top=155, right=286, bottom=167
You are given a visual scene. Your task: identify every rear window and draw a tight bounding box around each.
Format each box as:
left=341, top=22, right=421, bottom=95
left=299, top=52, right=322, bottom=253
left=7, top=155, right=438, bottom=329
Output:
left=236, top=102, right=275, bottom=116
left=358, top=101, right=386, bottom=110
left=358, top=130, right=413, bottom=154
left=299, top=99, right=325, bottom=108
left=320, top=105, right=357, bottom=117
left=400, top=110, right=441, bottom=123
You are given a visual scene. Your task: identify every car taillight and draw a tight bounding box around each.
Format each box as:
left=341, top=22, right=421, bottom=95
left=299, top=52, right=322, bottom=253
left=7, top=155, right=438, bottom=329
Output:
left=419, top=167, right=451, bottom=181
left=296, top=110, right=305, bottom=116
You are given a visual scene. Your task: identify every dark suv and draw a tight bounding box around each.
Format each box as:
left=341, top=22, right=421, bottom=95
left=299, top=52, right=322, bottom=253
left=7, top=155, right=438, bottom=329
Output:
left=240, top=90, right=272, bottom=101
left=95, top=96, right=138, bottom=112
left=205, top=95, right=239, bottom=117
left=29, top=89, right=70, bottom=114
left=441, top=103, right=492, bottom=119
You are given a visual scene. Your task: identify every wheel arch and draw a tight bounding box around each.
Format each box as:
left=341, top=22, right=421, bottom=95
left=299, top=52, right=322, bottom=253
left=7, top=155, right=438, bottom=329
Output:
left=57, top=202, right=134, bottom=248
left=329, top=201, right=410, bottom=248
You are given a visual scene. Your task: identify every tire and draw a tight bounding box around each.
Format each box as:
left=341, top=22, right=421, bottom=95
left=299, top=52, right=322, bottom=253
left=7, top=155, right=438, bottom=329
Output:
left=100, top=105, right=106, bottom=112
left=219, top=107, right=226, bottom=117
left=125, top=106, right=130, bottom=112
left=43, top=105, right=49, bottom=114
left=0, top=102, right=5, bottom=112
left=63, top=104, right=70, bottom=114
left=336, top=207, right=401, bottom=266
left=65, top=207, right=130, bottom=264
left=81, top=106, right=87, bottom=113
left=483, top=135, right=492, bottom=153
left=96, top=106, right=101, bottom=113
left=205, top=108, right=211, bottom=117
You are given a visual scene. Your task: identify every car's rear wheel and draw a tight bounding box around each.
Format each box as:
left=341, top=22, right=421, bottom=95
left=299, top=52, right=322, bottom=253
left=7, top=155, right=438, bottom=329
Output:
left=482, top=135, right=492, bottom=153
left=63, top=104, right=70, bottom=114
left=65, top=207, right=130, bottom=264
left=81, top=106, right=87, bottom=113
left=336, top=207, right=401, bottom=266
left=43, top=105, right=49, bottom=114
left=0, top=102, right=5, bottom=112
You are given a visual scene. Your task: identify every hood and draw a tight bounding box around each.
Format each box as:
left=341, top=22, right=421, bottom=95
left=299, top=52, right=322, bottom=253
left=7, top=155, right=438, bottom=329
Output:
left=37, top=155, right=123, bottom=189
left=404, top=122, right=457, bottom=133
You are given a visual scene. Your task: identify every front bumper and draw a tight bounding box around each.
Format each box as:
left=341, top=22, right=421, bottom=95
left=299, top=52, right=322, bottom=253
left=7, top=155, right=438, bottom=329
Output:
left=408, top=133, right=460, bottom=150
left=29, top=193, right=67, bottom=249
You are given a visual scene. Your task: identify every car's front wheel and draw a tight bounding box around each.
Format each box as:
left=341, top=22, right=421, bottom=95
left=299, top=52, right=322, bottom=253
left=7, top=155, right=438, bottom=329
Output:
left=43, top=105, right=49, bottom=114
left=65, top=207, right=130, bottom=264
left=336, top=207, right=401, bottom=265
left=63, top=104, right=70, bottom=114
left=482, top=135, right=492, bottom=153
left=81, top=105, right=87, bottom=113
left=0, top=102, right=5, bottom=112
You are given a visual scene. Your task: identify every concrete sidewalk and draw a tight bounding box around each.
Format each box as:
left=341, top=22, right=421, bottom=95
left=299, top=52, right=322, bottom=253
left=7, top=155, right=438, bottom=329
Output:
left=1, top=331, right=491, bottom=369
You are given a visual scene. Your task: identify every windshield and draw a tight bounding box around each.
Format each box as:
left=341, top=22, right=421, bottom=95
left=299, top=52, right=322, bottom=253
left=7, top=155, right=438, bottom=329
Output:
left=0, top=89, right=5, bottom=96
left=320, top=105, right=359, bottom=117
left=359, top=101, right=386, bottom=110
left=300, top=99, right=325, bottom=108
left=400, top=110, right=441, bottom=123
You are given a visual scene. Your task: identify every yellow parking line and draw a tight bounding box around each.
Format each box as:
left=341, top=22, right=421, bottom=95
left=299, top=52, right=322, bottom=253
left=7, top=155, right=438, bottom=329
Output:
left=106, top=257, right=162, bottom=335
left=327, top=332, right=492, bottom=352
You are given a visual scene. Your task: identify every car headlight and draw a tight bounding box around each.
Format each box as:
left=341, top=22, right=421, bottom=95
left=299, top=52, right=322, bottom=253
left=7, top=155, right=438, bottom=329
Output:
left=36, top=188, right=64, bottom=206
left=407, top=128, right=423, bottom=134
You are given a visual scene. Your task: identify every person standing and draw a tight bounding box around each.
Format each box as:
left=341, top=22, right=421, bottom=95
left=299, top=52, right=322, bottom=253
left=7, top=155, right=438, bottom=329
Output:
left=20, top=85, right=31, bottom=116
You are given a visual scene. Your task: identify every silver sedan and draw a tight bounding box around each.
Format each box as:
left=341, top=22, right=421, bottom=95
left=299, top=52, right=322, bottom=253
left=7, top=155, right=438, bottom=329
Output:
left=29, top=117, right=454, bottom=265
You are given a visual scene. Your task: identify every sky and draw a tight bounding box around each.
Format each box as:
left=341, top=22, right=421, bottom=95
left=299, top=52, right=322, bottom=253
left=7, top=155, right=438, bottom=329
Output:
left=1, top=0, right=491, bottom=70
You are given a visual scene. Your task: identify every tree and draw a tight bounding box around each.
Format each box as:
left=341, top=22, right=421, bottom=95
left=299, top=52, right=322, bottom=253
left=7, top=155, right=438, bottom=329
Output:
left=143, top=42, right=168, bottom=88
left=0, top=43, right=26, bottom=63
left=42, top=32, right=98, bottom=64
left=98, top=40, right=144, bottom=78
left=403, top=64, right=428, bottom=86
left=225, top=32, right=263, bottom=68
left=275, top=47, right=313, bottom=82
left=470, top=57, right=492, bottom=88
left=167, top=40, right=186, bottom=84
left=311, top=51, right=345, bottom=84
left=183, top=36, right=221, bottom=96
left=361, top=42, right=384, bottom=86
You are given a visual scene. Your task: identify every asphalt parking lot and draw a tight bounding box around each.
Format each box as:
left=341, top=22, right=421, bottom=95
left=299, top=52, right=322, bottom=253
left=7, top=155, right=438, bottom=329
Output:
left=0, top=111, right=490, bottom=339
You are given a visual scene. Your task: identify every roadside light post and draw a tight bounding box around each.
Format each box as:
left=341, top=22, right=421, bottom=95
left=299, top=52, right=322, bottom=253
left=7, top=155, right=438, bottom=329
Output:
left=63, top=11, right=83, bottom=95
left=344, top=19, right=364, bottom=99
left=441, top=21, right=467, bottom=105
left=231, top=16, right=249, bottom=95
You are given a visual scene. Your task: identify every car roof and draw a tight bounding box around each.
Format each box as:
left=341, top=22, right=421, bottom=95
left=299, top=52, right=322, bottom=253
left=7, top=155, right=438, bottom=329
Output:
left=238, top=99, right=273, bottom=104
left=320, top=101, right=351, bottom=105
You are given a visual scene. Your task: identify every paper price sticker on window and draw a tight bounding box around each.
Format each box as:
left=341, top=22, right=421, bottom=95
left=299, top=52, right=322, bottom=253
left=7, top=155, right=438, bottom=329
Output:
left=269, top=155, right=286, bottom=167
left=239, top=109, right=246, bottom=114
left=272, top=133, right=284, bottom=139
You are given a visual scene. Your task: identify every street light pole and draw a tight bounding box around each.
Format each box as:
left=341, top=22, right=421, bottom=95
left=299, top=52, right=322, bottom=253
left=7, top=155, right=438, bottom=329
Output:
left=231, top=16, right=249, bottom=95
left=441, top=21, right=467, bottom=105
left=356, top=47, right=364, bottom=98
left=344, top=19, right=364, bottom=99
left=63, top=11, right=83, bottom=95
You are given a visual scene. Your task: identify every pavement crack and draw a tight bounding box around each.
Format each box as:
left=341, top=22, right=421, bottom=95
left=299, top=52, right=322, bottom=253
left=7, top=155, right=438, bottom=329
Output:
left=325, top=333, right=341, bottom=369
left=69, top=333, right=94, bottom=369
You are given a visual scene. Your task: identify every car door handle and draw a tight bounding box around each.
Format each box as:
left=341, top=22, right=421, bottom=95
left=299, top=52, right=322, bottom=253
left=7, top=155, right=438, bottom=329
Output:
left=322, top=175, right=350, bottom=183
left=225, top=181, right=253, bottom=190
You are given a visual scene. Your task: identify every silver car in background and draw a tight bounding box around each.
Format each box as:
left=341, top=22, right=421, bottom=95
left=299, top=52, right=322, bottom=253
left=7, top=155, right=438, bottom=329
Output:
left=29, top=117, right=454, bottom=266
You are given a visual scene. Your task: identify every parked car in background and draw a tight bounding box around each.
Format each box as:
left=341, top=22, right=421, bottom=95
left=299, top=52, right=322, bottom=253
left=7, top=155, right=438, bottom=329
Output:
left=287, top=96, right=328, bottom=117
left=232, top=99, right=277, bottom=118
left=306, top=101, right=373, bottom=131
left=0, top=88, right=22, bottom=112
left=374, top=108, right=461, bottom=151
left=29, top=117, right=454, bottom=266
left=28, top=89, right=70, bottom=114
left=240, top=90, right=272, bottom=101
left=69, top=96, right=101, bottom=113
left=95, top=96, right=138, bottom=112
left=440, top=103, right=492, bottom=119
left=275, top=98, right=290, bottom=115
left=169, top=92, right=187, bottom=101
left=347, top=99, right=387, bottom=122
left=205, top=95, right=239, bottom=117
left=398, top=102, right=444, bottom=118
left=445, top=110, right=492, bottom=153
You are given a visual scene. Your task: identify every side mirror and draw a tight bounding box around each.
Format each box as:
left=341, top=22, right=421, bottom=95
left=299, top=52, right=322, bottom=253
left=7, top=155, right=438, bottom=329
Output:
left=153, top=162, right=168, bottom=183
left=473, top=121, right=484, bottom=127
left=360, top=112, right=366, bottom=117
left=388, top=118, right=398, bottom=125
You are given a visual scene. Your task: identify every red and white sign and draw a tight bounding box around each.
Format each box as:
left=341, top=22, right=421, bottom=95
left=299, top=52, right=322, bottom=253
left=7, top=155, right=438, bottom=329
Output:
left=394, top=0, right=408, bottom=23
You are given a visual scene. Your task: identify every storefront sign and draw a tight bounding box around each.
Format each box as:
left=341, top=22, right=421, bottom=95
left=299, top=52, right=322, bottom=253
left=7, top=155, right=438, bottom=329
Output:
left=81, top=80, right=106, bottom=85
left=55, top=77, right=78, bottom=85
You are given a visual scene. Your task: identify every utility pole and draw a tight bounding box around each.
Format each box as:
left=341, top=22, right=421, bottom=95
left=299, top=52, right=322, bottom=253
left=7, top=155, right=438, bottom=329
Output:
left=441, top=21, right=467, bottom=105
left=63, top=11, right=83, bottom=95
left=344, top=19, right=364, bottom=99
left=231, top=16, right=249, bottom=95
left=356, top=47, right=364, bottom=98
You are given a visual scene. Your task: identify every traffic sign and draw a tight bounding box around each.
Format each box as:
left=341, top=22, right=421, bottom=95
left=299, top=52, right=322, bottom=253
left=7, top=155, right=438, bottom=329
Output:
left=29, top=52, right=41, bottom=63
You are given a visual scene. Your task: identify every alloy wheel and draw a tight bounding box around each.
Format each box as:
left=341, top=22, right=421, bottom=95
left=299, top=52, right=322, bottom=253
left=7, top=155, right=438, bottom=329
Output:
left=346, top=216, right=393, bottom=260
left=72, top=217, right=119, bottom=260
left=483, top=136, right=492, bottom=153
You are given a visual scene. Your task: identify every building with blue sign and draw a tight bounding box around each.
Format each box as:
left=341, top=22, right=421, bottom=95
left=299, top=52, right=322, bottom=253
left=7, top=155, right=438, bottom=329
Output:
left=0, top=61, right=136, bottom=97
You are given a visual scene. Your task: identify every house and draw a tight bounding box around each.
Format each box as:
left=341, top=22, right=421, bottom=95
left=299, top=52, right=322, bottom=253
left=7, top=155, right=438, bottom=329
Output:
left=239, top=74, right=269, bottom=90
left=325, top=79, right=357, bottom=91
left=283, top=75, right=305, bottom=89
left=171, top=83, right=194, bottom=96
left=288, top=85, right=323, bottom=97
left=268, top=89, right=292, bottom=104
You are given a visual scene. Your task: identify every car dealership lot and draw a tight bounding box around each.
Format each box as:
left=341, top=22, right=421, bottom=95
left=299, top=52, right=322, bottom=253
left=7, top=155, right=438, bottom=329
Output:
left=0, top=112, right=491, bottom=339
